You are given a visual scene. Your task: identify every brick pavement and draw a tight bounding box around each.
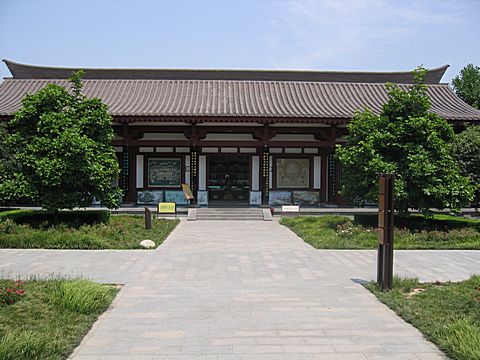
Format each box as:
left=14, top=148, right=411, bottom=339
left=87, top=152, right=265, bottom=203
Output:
left=3, top=220, right=478, bottom=359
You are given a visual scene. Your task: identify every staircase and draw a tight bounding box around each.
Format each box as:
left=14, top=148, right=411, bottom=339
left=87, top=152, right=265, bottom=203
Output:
left=188, top=207, right=271, bottom=221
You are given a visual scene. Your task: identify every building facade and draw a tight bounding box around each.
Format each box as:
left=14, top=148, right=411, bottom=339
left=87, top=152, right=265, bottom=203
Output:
left=1, top=60, right=479, bottom=206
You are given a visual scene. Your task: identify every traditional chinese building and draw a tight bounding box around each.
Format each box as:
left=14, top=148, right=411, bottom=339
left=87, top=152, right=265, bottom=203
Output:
left=0, top=60, right=479, bottom=206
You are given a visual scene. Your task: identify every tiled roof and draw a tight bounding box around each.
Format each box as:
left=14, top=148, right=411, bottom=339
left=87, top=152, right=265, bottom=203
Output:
left=3, top=59, right=448, bottom=84
left=0, top=60, right=479, bottom=122
left=0, top=79, right=479, bottom=122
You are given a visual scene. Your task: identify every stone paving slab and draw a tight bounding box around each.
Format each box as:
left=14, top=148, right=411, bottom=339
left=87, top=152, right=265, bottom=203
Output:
left=2, top=220, right=478, bottom=358
left=0, top=249, right=149, bottom=283
left=73, top=221, right=450, bottom=359
left=1, top=248, right=478, bottom=284
left=314, top=249, right=480, bottom=283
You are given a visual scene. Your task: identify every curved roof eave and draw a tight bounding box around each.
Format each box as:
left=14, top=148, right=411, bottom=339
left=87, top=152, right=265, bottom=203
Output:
left=3, top=59, right=449, bottom=84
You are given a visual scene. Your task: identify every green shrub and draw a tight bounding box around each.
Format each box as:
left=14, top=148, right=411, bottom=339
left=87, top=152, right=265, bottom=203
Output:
left=354, top=213, right=480, bottom=232
left=435, top=318, right=480, bottom=360
left=282, top=215, right=480, bottom=249
left=0, top=210, right=110, bottom=228
left=367, top=276, right=480, bottom=360
left=282, top=215, right=349, bottom=230
left=52, top=279, right=114, bottom=314
left=0, top=330, right=55, bottom=360
left=0, top=218, right=20, bottom=234
left=0, top=279, right=118, bottom=360
left=0, top=215, right=178, bottom=250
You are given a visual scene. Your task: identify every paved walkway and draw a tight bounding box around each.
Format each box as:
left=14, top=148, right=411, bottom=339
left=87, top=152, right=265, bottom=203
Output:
left=1, top=221, right=479, bottom=359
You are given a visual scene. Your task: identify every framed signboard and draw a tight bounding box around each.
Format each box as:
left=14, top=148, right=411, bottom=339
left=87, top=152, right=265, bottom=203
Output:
left=164, top=190, right=188, bottom=205
left=197, top=190, right=208, bottom=205
left=137, top=190, right=164, bottom=205
left=269, top=191, right=292, bottom=205
left=276, top=158, right=310, bottom=188
left=292, top=191, right=320, bottom=205
left=147, top=158, right=181, bottom=187
left=181, top=183, right=194, bottom=200
left=249, top=191, right=262, bottom=205
left=158, top=202, right=176, bottom=214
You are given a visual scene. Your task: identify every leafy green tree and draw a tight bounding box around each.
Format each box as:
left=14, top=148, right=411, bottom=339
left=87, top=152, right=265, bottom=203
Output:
left=0, top=123, right=15, bottom=171
left=0, top=71, right=121, bottom=211
left=0, top=122, right=19, bottom=205
left=452, top=63, right=480, bottom=109
left=336, top=67, right=475, bottom=213
left=452, top=125, right=480, bottom=205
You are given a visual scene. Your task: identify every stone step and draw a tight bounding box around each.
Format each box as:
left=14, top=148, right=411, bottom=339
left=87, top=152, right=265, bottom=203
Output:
left=191, top=207, right=266, bottom=221
left=196, top=217, right=264, bottom=221
left=198, top=208, right=261, bottom=211
left=196, top=213, right=263, bottom=216
left=196, top=212, right=263, bottom=216
left=196, top=214, right=264, bottom=218
left=197, top=211, right=263, bottom=214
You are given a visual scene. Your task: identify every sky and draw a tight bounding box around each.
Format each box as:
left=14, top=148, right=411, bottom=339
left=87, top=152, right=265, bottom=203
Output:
left=0, top=0, right=479, bottom=83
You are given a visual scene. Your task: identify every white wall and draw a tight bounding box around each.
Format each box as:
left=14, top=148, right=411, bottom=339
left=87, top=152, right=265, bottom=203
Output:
left=199, top=155, right=207, bottom=190
left=136, top=155, right=144, bottom=188
left=313, top=156, right=321, bottom=189
left=251, top=156, right=260, bottom=191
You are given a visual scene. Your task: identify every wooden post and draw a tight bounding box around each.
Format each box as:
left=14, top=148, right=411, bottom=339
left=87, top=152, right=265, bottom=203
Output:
left=377, top=173, right=395, bottom=290
left=144, top=207, right=152, bottom=230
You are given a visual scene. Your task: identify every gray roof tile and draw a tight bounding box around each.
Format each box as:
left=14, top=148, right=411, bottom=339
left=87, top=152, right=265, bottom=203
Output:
left=0, top=78, right=479, bottom=122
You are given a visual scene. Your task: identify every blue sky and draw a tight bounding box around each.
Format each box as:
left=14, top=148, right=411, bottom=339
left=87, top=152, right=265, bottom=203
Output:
left=0, top=0, right=478, bottom=83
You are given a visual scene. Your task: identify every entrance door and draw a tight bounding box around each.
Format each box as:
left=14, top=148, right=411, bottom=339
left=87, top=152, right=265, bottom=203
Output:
left=208, top=155, right=250, bottom=203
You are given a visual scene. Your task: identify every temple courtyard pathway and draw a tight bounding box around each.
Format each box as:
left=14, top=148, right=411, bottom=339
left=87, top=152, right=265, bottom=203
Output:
left=1, top=220, right=480, bottom=360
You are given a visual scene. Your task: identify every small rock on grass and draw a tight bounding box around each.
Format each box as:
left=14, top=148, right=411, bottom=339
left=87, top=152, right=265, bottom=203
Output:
left=140, top=239, right=156, bottom=248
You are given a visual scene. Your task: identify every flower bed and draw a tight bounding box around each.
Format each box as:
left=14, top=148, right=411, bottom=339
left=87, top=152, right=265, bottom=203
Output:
left=0, top=281, right=25, bottom=306
left=0, top=214, right=179, bottom=250
left=281, top=215, right=480, bottom=249
left=0, top=279, right=118, bottom=360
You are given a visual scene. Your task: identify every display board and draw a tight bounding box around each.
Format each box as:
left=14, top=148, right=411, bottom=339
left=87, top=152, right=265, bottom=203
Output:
left=158, top=202, right=176, bottom=214
left=148, top=158, right=181, bottom=187
left=276, top=158, right=309, bottom=188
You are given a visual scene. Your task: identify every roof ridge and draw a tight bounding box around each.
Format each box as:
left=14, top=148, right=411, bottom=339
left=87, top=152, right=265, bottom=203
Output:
left=3, top=59, right=449, bottom=84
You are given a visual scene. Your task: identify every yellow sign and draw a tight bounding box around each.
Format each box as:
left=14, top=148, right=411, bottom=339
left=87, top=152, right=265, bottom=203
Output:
left=158, top=202, right=176, bottom=214
left=181, top=183, right=194, bottom=200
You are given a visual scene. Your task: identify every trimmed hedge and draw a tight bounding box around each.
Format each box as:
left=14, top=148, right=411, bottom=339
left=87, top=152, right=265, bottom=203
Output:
left=0, top=210, right=110, bottom=228
left=354, top=213, right=480, bottom=232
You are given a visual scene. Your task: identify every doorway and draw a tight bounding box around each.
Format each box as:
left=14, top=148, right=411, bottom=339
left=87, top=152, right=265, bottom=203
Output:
left=208, top=155, right=250, bottom=203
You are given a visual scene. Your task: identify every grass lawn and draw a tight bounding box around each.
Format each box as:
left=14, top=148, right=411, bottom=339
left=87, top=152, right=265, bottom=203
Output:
left=0, top=278, right=119, bottom=360
left=366, top=276, right=480, bottom=360
left=0, top=215, right=179, bottom=249
left=280, top=215, right=480, bottom=249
